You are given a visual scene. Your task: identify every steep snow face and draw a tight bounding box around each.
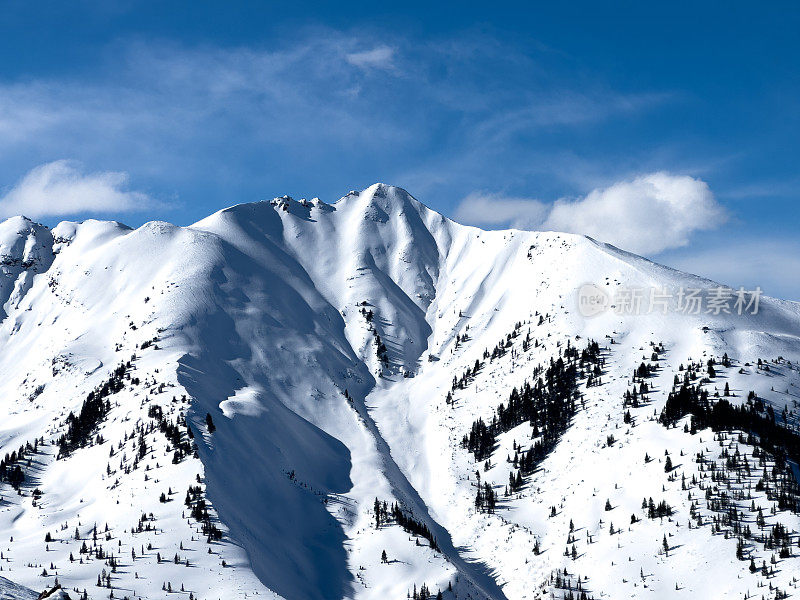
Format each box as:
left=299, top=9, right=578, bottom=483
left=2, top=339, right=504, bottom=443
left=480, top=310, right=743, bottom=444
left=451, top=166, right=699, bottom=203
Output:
left=193, top=183, right=450, bottom=376
left=0, top=215, right=377, bottom=600
left=0, top=576, right=37, bottom=600
left=0, top=216, right=55, bottom=321
left=188, top=188, right=501, bottom=600
left=0, top=184, right=798, bottom=600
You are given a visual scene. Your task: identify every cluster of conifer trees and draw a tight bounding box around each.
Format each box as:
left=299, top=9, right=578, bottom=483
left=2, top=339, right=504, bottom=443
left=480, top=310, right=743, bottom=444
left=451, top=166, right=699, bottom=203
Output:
left=462, top=341, right=603, bottom=477
left=374, top=329, right=388, bottom=365
left=408, top=582, right=442, bottom=599
left=474, top=480, right=497, bottom=513
left=450, top=359, right=483, bottom=392
left=550, top=568, right=594, bottom=600
left=185, top=484, right=222, bottom=541
left=359, top=302, right=389, bottom=366
left=660, top=384, right=800, bottom=475
left=58, top=362, right=130, bottom=457
left=653, top=353, right=800, bottom=595
left=373, top=497, right=439, bottom=551
left=0, top=439, right=38, bottom=490
left=687, top=431, right=798, bottom=594
left=147, top=402, right=195, bottom=463
left=642, top=497, right=673, bottom=519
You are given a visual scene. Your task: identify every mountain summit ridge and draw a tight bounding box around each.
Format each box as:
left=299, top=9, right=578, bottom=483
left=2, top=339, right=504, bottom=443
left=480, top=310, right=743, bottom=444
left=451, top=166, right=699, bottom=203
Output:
left=0, top=184, right=798, bottom=600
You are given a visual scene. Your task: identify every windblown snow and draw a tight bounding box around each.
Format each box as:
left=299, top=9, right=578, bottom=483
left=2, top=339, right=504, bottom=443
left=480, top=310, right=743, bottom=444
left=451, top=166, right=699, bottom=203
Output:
left=0, top=184, right=798, bottom=600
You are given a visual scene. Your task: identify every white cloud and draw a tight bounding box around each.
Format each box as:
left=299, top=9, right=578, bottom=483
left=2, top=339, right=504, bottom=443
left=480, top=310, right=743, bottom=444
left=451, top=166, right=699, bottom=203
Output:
left=453, top=192, right=548, bottom=230
left=345, top=45, right=395, bottom=69
left=543, top=172, right=725, bottom=255
left=0, top=160, right=152, bottom=219
left=454, top=173, right=725, bottom=255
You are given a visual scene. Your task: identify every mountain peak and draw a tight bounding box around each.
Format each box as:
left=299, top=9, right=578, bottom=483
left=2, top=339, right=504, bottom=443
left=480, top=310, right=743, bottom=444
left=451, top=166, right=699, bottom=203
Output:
left=333, top=182, right=439, bottom=225
left=0, top=184, right=799, bottom=600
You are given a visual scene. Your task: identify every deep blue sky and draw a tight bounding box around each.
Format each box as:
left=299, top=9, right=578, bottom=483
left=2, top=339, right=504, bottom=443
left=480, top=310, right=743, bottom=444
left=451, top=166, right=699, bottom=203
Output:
left=0, top=1, right=798, bottom=298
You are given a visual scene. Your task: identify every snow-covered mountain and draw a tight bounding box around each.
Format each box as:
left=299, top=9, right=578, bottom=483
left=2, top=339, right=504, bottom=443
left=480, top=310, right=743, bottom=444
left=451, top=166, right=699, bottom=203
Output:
left=0, top=183, right=798, bottom=600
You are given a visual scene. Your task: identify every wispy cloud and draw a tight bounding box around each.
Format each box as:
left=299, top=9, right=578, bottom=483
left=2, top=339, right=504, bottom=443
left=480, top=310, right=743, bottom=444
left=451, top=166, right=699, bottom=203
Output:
left=0, top=28, right=678, bottom=224
left=0, top=36, right=415, bottom=173
left=345, top=45, right=395, bottom=70
left=453, top=192, right=548, bottom=229
left=0, top=30, right=674, bottom=159
left=467, top=91, right=674, bottom=147
left=0, top=160, right=152, bottom=219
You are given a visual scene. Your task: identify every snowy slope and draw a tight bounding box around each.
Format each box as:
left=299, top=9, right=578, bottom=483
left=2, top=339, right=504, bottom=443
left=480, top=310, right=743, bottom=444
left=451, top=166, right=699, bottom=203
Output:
left=0, top=576, right=36, bottom=600
left=0, top=184, right=798, bottom=600
left=0, top=216, right=55, bottom=321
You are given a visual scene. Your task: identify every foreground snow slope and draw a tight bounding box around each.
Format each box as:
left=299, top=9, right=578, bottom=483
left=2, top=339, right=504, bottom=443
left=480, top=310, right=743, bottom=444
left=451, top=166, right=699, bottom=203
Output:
left=0, top=576, right=36, bottom=600
left=0, top=183, right=798, bottom=600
